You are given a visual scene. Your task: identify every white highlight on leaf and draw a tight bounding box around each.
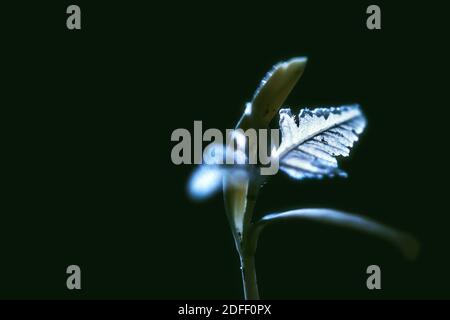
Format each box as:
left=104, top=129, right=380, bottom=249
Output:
left=188, top=165, right=250, bottom=200
left=244, top=102, right=252, bottom=116
left=252, top=57, right=308, bottom=103
left=188, top=143, right=250, bottom=200
left=276, top=105, right=366, bottom=180
left=188, top=166, right=224, bottom=200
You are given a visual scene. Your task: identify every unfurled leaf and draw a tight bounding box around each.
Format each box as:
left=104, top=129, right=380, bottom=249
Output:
left=253, top=208, right=420, bottom=260
left=275, top=105, right=366, bottom=180
left=237, top=57, right=308, bottom=131
left=224, top=57, right=308, bottom=240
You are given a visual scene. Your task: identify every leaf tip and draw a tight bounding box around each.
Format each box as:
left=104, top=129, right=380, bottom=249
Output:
left=397, top=233, right=421, bottom=261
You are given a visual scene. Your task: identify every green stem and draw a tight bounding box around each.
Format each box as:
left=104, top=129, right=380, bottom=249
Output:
left=240, top=251, right=259, bottom=300
left=226, top=168, right=263, bottom=300
left=240, top=222, right=260, bottom=300
left=239, top=180, right=260, bottom=300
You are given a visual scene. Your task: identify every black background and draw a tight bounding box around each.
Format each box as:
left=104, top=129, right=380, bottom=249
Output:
left=2, top=1, right=448, bottom=299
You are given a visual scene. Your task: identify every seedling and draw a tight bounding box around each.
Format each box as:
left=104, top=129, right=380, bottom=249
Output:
left=188, top=57, right=419, bottom=299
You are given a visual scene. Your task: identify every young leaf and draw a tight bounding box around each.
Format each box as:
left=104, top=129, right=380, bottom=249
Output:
left=252, top=208, right=419, bottom=260
left=275, top=105, right=366, bottom=179
left=224, top=57, right=308, bottom=241
left=236, top=57, right=308, bottom=131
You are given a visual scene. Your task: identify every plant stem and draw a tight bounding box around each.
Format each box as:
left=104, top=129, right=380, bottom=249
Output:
left=240, top=251, right=259, bottom=300
left=238, top=178, right=261, bottom=300
left=239, top=222, right=259, bottom=299
left=225, top=170, right=262, bottom=299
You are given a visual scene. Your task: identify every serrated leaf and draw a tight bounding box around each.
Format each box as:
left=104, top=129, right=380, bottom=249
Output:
left=275, top=105, right=366, bottom=180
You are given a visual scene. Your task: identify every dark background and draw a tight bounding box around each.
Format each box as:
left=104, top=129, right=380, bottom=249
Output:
left=2, top=1, right=448, bottom=299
